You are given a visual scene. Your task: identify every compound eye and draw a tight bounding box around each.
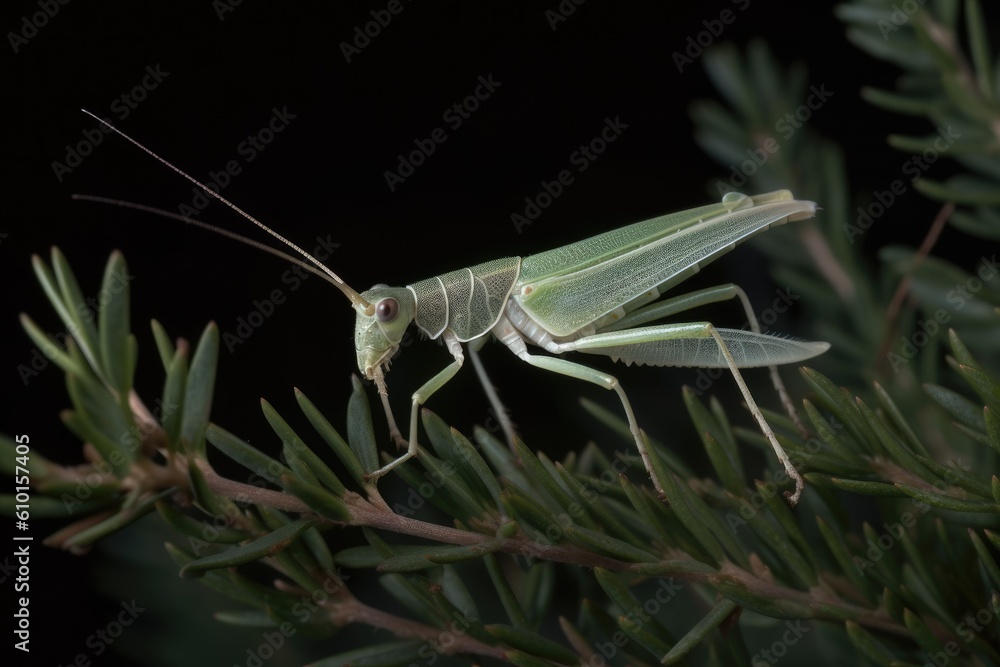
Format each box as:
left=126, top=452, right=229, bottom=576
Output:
left=375, top=297, right=399, bottom=322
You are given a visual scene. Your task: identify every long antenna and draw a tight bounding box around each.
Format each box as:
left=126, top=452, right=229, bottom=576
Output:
left=71, top=195, right=341, bottom=285
left=79, top=109, right=373, bottom=315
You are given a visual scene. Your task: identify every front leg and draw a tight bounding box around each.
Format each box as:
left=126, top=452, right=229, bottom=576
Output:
left=367, top=330, right=465, bottom=480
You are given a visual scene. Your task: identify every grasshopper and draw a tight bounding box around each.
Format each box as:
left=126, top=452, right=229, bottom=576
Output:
left=82, top=111, right=828, bottom=505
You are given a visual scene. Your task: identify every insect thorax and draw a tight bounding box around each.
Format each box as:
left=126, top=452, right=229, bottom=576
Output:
left=408, top=257, right=521, bottom=341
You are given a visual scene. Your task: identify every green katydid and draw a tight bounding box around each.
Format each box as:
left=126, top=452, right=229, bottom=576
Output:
left=82, top=110, right=828, bottom=505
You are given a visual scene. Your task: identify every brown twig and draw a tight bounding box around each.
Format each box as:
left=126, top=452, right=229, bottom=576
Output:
left=876, top=202, right=954, bottom=372
left=195, top=457, right=311, bottom=512
left=801, top=224, right=855, bottom=301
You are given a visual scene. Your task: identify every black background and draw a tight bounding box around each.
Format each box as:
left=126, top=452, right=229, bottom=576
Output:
left=1, top=1, right=966, bottom=665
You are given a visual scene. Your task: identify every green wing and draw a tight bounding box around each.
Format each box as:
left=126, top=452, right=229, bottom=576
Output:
left=515, top=191, right=816, bottom=336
